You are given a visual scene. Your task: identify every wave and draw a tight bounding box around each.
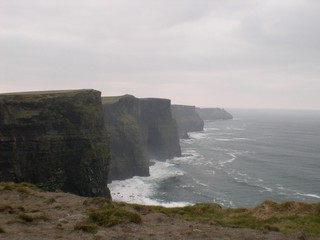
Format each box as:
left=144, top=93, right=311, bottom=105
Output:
left=170, top=149, right=208, bottom=166
left=192, top=177, right=209, bottom=187
left=227, top=170, right=274, bottom=193
left=188, top=132, right=208, bottom=140
left=226, top=127, right=246, bottom=131
left=216, top=138, right=252, bottom=142
left=203, top=127, right=220, bottom=131
left=297, top=193, right=320, bottom=199
left=109, top=161, right=190, bottom=207
left=276, top=185, right=320, bottom=200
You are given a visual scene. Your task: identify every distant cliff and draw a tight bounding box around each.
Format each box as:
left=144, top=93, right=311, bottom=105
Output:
left=171, top=105, right=204, bottom=136
left=0, top=90, right=111, bottom=198
left=102, top=95, right=181, bottom=181
left=196, top=108, right=233, bottom=121
left=102, top=95, right=149, bottom=181
left=140, top=98, right=181, bottom=160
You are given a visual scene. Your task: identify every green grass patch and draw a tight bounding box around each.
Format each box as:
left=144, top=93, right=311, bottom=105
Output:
left=45, top=197, right=57, bottom=204
left=74, top=223, right=98, bottom=233
left=87, top=204, right=142, bottom=227
left=0, top=205, right=15, bottom=214
left=0, top=226, right=6, bottom=233
left=0, top=182, right=40, bottom=194
left=19, top=213, right=34, bottom=223
left=135, top=201, right=320, bottom=237
left=83, top=197, right=111, bottom=207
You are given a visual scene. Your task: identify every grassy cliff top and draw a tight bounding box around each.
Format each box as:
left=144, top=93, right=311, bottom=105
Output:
left=0, top=89, right=99, bottom=97
left=0, top=89, right=97, bottom=96
left=101, top=95, right=135, bottom=104
left=0, top=182, right=319, bottom=240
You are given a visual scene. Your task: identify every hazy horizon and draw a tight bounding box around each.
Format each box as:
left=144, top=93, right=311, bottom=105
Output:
left=1, top=1, right=319, bottom=110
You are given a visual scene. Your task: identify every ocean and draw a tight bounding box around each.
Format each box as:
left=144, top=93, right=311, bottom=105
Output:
left=109, top=109, right=320, bottom=208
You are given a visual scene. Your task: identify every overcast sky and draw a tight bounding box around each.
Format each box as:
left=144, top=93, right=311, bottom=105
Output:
left=1, top=0, right=319, bottom=109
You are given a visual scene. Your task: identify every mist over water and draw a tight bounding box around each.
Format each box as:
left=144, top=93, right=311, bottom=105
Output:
left=109, top=109, right=320, bottom=207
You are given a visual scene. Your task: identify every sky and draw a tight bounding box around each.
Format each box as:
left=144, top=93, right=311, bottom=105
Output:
left=1, top=0, right=320, bottom=109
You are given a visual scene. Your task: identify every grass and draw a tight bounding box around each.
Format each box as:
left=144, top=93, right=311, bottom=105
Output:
left=136, top=201, right=320, bottom=237
left=87, top=204, right=142, bottom=227
left=1, top=182, right=319, bottom=237
left=19, top=213, right=34, bottom=223
left=83, top=197, right=111, bottom=207
left=0, top=226, right=6, bottom=233
left=0, top=205, right=15, bottom=214
left=45, top=197, right=57, bottom=204
left=74, top=223, right=98, bottom=233
left=0, top=182, right=39, bottom=194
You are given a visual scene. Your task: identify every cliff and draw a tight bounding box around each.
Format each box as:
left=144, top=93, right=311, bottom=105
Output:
left=0, top=90, right=111, bottom=198
left=139, top=98, right=181, bottom=160
left=102, top=95, right=149, bottom=181
left=171, top=105, right=204, bottom=136
left=102, top=95, right=181, bottom=181
left=196, top=108, right=233, bottom=121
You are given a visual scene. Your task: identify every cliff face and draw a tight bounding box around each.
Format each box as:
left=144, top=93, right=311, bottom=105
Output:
left=171, top=105, right=204, bottom=136
left=0, top=90, right=111, bottom=198
left=102, top=95, right=149, bottom=181
left=102, top=96, right=181, bottom=181
left=196, top=108, right=233, bottom=121
left=140, top=98, right=181, bottom=160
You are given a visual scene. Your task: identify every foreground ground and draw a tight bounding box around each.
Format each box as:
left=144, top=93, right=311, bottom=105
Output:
left=0, top=182, right=319, bottom=240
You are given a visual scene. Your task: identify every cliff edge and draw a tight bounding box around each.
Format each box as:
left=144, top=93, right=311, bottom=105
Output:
left=0, top=89, right=111, bottom=198
left=196, top=107, right=233, bottom=121
left=102, top=95, right=149, bottom=181
left=102, top=95, right=181, bottom=181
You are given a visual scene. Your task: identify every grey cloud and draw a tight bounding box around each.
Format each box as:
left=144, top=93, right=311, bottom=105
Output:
left=0, top=0, right=319, bottom=109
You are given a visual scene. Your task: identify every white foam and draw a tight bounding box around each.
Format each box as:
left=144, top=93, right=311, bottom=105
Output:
left=109, top=161, right=191, bottom=207
left=216, top=138, right=251, bottom=142
left=188, top=132, right=207, bottom=140
left=193, top=178, right=209, bottom=187
left=219, top=153, right=236, bottom=167
left=170, top=149, right=206, bottom=166
left=204, top=127, right=220, bottom=131
left=297, top=193, right=320, bottom=199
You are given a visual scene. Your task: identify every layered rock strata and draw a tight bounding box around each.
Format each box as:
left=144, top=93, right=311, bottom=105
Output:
left=0, top=90, right=111, bottom=198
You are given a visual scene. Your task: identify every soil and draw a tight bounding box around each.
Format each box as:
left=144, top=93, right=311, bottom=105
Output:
left=0, top=185, right=317, bottom=240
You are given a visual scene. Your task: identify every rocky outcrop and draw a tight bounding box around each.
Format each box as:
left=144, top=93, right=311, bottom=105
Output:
left=0, top=90, right=111, bottom=198
left=102, top=95, right=149, bottom=181
left=196, top=108, right=233, bottom=121
left=102, top=95, right=181, bottom=181
left=171, top=105, right=204, bottom=136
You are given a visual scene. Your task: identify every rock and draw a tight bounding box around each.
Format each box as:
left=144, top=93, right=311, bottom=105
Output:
left=196, top=107, right=233, bottom=121
left=102, top=95, right=149, bottom=181
left=0, top=89, right=111, bottom=198
left=171, top=105, right=204, bottom=137
left=140, top=98, right=181, bottom=160
left=181, top=132, right=190, bottom=139
left=102, top=95, right=181, bottom=181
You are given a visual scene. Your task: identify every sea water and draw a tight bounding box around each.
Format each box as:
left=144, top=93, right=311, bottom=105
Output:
left=109, top=109, right=320, bottom=208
